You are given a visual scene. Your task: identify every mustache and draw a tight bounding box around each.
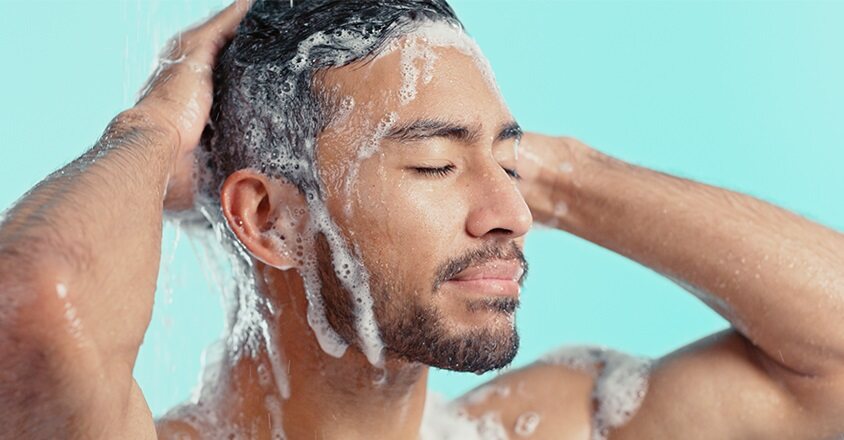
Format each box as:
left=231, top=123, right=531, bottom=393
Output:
left=432, top=241, right=529, bottom=292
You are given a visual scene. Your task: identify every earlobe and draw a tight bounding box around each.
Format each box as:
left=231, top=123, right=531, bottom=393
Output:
left=220, top=170, right=310, bottom=270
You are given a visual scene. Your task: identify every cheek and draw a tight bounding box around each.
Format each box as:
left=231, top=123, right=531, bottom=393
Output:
left=353, top=166, right=467, bottom=276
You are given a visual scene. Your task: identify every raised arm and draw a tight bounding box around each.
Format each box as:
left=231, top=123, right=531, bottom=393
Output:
left=0, top=3, right=249, bottom=438
left=518, top=134, right=844, bottom=438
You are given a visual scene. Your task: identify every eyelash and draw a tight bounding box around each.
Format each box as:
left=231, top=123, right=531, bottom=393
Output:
left=413, top=165, right=455, bottom=177
left=505, top=168, right=522, bottom=180
left=412, top=165, right=521, bottom=180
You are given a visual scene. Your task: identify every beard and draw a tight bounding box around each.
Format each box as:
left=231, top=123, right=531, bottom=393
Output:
left=316, top=234, right=526, bottom=374
left=382, top=296, right=521, bottom=373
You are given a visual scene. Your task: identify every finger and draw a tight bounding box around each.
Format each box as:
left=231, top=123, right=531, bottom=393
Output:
left=204, top=0, right=254, bottom=42
left=138, top=60, right=210, bottom=103
left=177, top=0, right=253, bottom=63
left=187, top=0, right=253, bottom=49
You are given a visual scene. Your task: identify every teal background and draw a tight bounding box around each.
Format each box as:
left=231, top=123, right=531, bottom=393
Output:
left=1, top=0, right=842, bottom=417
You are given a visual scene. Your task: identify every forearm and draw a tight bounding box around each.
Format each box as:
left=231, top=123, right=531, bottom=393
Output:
left=547, top=145, right=844, bottom=376
left=0, top=109, right=177, bottom=365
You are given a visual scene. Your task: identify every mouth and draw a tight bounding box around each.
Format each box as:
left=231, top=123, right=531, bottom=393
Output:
left=443, top=259, right=525, bottom=298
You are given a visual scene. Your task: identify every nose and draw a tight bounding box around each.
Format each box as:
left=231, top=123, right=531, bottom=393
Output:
left=465, top=162, right=533, bottom=239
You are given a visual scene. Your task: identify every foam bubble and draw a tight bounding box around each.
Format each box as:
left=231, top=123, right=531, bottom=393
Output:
left=182, top=11, right=499, bottom=436
left=334, top=95, right=356, bottom=126
left=513, top=412, right=540, bottom=437
left=343, top=112, right=398, bottom=218
left=258, top=318, right=292, bottom=399
left=192, top=17, right=494, bottom=372
left=462, top=384, right=511, bottom=406
left=55, top=283, right=83, bottom=338
left=265, top=395, right=287, bottom=440
left=375, top=20, right=501, bottom=107
left=256, top=362, right=272, bottom=388
left=419, top=393, right=509, bottom=440
left=296, top=228, right=350, bottom=359
left=291, top=30, right=379, bottom=76
left=553, top=201, right=569, bottom=218
left=542, top=346, right=652, bottom=440
left=229, top=22, right=392, bottom=368
left=398, top=39, right=422, bottom=104
left=191, top=206, right=270, bottom=358
left=56, top=283, right=67, bottom=299
left=306, top=190, right=385, bottom=367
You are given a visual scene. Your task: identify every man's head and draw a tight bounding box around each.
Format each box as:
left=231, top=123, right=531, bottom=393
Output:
left=199, top=0, right=531, bottom=374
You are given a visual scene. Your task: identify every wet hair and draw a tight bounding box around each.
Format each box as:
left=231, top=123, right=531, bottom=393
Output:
left=198, top=0, right=462, bottom=201
left=187, top=0, right=464, bottom=359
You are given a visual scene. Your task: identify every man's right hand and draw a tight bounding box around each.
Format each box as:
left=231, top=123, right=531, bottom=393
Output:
left=0, top=2, right=250, bottom=439
left=136, top=0, right=252, bottom=211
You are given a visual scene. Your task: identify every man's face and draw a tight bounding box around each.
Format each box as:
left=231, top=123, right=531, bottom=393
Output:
left=311, top=32, right=532, bottom=373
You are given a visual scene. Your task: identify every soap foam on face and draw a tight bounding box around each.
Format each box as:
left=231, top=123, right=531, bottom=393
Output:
left=292, top=19, right=502, bottom=368
left=178, top=11, right=517, bottom=437
left=376, top=20, right=502, bottom=107
left=317, top=22, right=505, bottom=368
left=191, top=16, right=505, bottom=371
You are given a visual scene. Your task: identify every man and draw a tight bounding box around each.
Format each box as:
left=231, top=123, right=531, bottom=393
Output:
left=0, top=0, right=842, bottom=439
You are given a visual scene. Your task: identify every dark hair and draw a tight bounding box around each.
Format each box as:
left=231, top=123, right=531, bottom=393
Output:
left=185, top=0, right=464, bottom=359
left=197, top=0, right=461, bottom=203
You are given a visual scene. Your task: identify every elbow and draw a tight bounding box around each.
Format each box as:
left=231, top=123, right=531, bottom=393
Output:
left=0, top=323, right=72, bottom=438
left=0, top=256, right=82, bottom=437
left=0, top=250, right=82, bottom=356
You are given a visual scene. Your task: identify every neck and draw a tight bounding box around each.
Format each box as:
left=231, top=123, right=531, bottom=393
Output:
left=213, top=265, right=430, bottom=440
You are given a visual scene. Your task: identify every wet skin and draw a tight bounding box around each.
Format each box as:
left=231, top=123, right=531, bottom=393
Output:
left=313, top=45, right=530, bottom=352
left=2, top=2, right=844, bottom=440
left=194, top=44, right=534, bottom=439
left=164, top=33, right=844, bottom=440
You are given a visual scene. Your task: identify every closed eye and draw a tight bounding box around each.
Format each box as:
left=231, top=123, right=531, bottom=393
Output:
left=503, top=167, right=521, bottom=180
left=412, top=165, right=456, bottom=177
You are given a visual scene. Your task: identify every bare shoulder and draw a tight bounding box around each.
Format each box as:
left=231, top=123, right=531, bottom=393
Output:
left=613, top=330, right=844, bottom=439
left=455, top=357, right=597, bottom=440
left=458, top=332, right=844, bottom=440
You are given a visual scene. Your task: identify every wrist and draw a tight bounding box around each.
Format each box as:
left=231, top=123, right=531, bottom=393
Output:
left=93, top=109, right=184, bottom=191
left=552, top=144, right=642, bottom=244
left=113, top=107, right=182, bottom=158
left=522, top=135, right=608, bottom=229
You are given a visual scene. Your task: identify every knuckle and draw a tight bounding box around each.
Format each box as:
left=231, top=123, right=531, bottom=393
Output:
left=160, top=36, right=185, bottom=60
left=168, top=30, right=202, bottom=58
left=187, top=33, right=218, bottom=52
left=179, top=27, right=201, bottom=43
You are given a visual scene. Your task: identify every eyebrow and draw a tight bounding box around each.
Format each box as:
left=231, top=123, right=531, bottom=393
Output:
left=384, top=118, right=522, bottom=145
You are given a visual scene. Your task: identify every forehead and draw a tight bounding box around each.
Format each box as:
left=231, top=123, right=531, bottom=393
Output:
left=317, top=27, right=511, bottom=131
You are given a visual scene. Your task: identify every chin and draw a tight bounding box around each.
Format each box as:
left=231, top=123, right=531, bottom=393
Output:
left=440, top=327, right=521, bottom=373
left=382, top=300, right=520, bottom=373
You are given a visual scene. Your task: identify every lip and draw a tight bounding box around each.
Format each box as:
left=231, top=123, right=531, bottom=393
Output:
left=444, top=260, right=524, bottom=297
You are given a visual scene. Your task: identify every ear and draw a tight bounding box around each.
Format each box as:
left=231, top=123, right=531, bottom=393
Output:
left=220, top=170, right=310, bottom=270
